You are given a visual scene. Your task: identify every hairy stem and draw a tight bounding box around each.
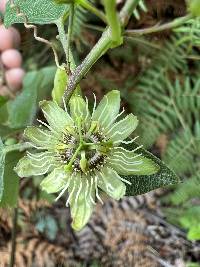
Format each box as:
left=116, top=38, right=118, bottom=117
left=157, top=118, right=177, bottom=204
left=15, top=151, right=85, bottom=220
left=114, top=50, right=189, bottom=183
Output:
left=63, top=28, right=112, bottom=103
left=62, top=0, right=157, bottom=104
left=126, top=14, right=193, bottom=36
left=9, top=207, right=18, bottom=267
left=57, top=18, right=81, bottom=98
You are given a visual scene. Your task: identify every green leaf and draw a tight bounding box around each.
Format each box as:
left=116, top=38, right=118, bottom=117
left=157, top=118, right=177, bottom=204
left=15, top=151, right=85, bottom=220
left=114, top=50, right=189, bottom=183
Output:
left=0, top=138, right=5, bottom=202
left=0, top=96, right=7, bottom=108
left=180, top=211, right=198, bottom=228
left=187, top=225, right=200, bottom=241
left=7, top=72, right=42, bottom=129
left=0, top=151, right=22, bottom=207
left=54, top=0, right=73, bottom=3
left=0, top=126, right=18, bottom=139
left=4, top=0, right=68, bottom=27
left=7, top=66, right=56, bottom=129
left=179, top=206, right=200, bottom=240
left=124, top=143, right=179, bottom=196
left=187, top=263, right=200, bottom=267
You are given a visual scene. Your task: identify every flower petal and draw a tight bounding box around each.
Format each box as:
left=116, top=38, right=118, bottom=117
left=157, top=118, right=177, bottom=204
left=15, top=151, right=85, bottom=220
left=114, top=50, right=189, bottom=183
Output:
left=68, top=175, right=95, bottom=231
left=106, top=114, right=138, bottom=143
left=15, top=152, right=58, bottom=177
left=107, top=147, right=159, bottom=175
left=24, top=126, right=57, bottom=149
left=92, top=90, right=120, bottom=129
left=69, top=96, right=91, bottom=126
left=40, top=167, right=68, bottom=193
left=97, top=167, right=126, bottom=200
left=40, top=100, right=74, bottom=134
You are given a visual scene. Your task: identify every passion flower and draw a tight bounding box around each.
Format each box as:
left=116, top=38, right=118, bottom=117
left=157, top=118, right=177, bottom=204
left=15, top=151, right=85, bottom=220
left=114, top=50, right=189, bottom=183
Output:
left=15, top=90, right=158, bottom=231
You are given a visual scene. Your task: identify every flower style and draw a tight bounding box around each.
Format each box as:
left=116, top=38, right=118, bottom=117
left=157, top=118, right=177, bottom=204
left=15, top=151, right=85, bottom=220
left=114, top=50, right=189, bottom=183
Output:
left=15, top=90, right=159, bottom=231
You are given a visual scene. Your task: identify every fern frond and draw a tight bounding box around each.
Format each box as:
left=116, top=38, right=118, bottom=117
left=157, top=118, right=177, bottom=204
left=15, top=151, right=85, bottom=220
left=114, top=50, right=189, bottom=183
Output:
left=132, top=82, right=178, bottom=147
left=175, top=17, right=200, bottom=47
left=163, top=127, right=198, bottom=175
left=167, top=174, right=200, bottom=205
left=168, top=78, right=200, bottom=126
left=130, top=34, right=198, bottom=147
left=133, top=0, right=147, bottom=20
left=136, top=35, right=188, bottom=91
left=136, top=75, right=200, bottom=147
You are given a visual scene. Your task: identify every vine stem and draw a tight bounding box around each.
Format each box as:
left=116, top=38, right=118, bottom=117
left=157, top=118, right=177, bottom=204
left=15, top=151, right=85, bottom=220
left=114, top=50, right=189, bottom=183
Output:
left=9, top=207, right=18, bottom=267
left=56, top=19, right=81, bottom=96
left=10, top=1, right=63, bottom=69
left=126, top=14, right=193, bottom=36
left=63, top=0, right=137, bottom=104
left=63, top=28, right=112, bottom=103
left=62, top=0, right=192, bottom=105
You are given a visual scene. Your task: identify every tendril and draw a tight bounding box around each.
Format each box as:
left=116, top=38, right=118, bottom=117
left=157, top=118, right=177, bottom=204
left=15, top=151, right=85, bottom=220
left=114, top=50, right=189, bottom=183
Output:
left=9, top=0, right=63, bottom=69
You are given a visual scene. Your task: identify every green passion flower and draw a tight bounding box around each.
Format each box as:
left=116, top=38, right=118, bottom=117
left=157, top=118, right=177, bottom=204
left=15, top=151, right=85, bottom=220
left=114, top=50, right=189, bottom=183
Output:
left=15, top=90, right=159, bottom=231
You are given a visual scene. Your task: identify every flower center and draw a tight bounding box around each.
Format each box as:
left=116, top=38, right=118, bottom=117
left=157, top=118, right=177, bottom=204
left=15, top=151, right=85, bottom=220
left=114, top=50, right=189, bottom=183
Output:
left=58, top=130, right=112, bottom=174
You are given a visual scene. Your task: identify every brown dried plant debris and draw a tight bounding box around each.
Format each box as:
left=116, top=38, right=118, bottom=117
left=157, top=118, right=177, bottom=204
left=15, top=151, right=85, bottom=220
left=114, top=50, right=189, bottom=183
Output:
left=74, top=194, right=160, bottom=266
left=75, top=194, right=200, bottom=266
left=1, top=194, right=200, bottom=267
left=18, top=199, right=51, bottom=220
left=102, top=207, right=158, bottom=267
left=0, top=236, right=77, bottom=267
left=0, top=199, right=77, bottom=267
left=155, top=134, right=169, bottom=156
left=133, top=0, right=186, bottom=30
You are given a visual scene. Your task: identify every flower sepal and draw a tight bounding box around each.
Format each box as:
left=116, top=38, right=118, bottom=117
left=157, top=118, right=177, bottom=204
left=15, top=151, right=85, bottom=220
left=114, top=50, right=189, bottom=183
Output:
left=121, top=142, right=180, bottom=196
